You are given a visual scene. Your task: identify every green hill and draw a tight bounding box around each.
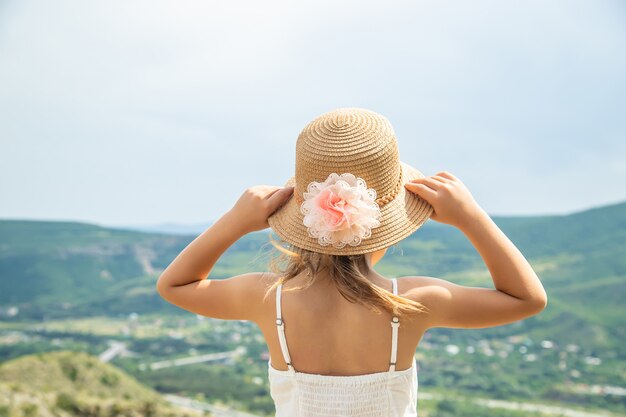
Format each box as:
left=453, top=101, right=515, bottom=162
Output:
left=0, top=350, right=195, bottom=417
left=1, top=201, right=625, bottom=354
left=1, top=202, right=625, bottom=416
left=0, top=219, right=271, bottom=321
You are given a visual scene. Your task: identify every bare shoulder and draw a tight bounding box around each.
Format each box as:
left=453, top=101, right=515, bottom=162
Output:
left=156, top=270, right=282, bottom=322
left=396, top=275, right=451, bottom=296
left=254, top=271, right=282, bottom=300
left=395, top=274, right=445, bottom=295
left=257, top=271, right=281, bottom=287
left=395, top=275, right=547, bottom=329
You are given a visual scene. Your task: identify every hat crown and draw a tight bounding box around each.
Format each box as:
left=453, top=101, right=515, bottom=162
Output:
left=268, top=107, right=434, bottom=255
left=295, top=108, right=401, bottom=202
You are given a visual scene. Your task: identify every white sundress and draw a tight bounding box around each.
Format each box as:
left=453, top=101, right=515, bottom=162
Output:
left=267, top=278, right=419, bottom=416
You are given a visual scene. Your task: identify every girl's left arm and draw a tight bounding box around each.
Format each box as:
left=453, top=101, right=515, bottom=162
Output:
left=156, top=185, right=294, bottom=322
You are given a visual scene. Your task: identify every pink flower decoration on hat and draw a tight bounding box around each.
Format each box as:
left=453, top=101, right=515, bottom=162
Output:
left=300, top=173, right=382, bottom=248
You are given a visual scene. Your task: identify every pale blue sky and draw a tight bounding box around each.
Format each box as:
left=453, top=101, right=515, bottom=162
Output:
left=1, top=0, right=625, bottom=228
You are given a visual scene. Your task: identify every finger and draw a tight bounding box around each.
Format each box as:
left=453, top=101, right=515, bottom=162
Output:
left=432, top=175, right=452, bottom=184
left=404, top=182, right=437, bottom=202
left=436, top=171, right=457, bottom=181
left=409, top=177, right=442, bottom=190
left=263, top=186, right=283, bottom=200
left=268, top=186, right=294, bottom=206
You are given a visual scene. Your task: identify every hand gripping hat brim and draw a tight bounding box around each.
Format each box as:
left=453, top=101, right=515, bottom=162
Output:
left=268, top=108, right=434, bottom=256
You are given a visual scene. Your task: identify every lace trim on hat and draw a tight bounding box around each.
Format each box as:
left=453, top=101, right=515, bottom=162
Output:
left=295, top=169, right=403, bottom=207
left=299, top=173, right=383, bottom=249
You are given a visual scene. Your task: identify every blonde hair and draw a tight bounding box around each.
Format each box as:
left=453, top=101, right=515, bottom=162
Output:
left=263, top=234, right=430, bottom=321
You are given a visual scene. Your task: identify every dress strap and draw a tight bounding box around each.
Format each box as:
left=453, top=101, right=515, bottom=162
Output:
left=275, top=284, right=295, bottom=373
left=389, top=278, right=400, bottom=372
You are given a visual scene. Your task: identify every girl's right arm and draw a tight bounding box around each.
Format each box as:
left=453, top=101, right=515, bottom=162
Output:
left=404, top=171, right=548, bottom=329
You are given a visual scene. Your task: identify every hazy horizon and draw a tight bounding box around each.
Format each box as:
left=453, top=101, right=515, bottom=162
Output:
left=1, top=0, right=625, bottom=226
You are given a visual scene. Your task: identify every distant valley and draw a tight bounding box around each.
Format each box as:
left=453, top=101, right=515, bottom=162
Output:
left=1, top=201, right=625, bottom=416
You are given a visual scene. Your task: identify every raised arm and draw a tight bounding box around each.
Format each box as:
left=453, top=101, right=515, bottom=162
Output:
left=404, top=171, right=548, bottom=329
left=156, top=184, right=294, bottom=321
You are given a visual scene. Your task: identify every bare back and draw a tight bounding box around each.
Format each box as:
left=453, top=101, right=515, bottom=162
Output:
left=255, top=271, right=429, bottom=376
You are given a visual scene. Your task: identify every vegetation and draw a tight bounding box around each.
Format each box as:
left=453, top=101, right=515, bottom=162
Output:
left=0, top=350, right=198, bottom=417
left=1, top=200, right=625, bottom=415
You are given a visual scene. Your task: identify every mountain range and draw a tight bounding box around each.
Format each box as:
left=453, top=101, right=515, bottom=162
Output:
left=1, top=201, right=625, bottom=352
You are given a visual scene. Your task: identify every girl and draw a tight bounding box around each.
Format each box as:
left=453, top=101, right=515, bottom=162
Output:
left=156, top=107, right=548, bottom=417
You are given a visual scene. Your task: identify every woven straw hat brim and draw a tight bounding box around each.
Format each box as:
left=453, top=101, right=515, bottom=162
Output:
left=268, top=161, right=434, bottom=255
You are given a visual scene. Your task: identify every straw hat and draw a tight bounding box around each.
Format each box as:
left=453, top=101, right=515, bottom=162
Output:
left=268, top=107, right=434, bottom=255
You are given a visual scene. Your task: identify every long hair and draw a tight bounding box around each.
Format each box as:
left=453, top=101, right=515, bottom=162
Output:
left=263, top=234, right=430, bottom=321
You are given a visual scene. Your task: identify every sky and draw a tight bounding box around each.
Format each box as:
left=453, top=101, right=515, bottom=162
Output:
left=1, top=0, right=625, bottom=228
